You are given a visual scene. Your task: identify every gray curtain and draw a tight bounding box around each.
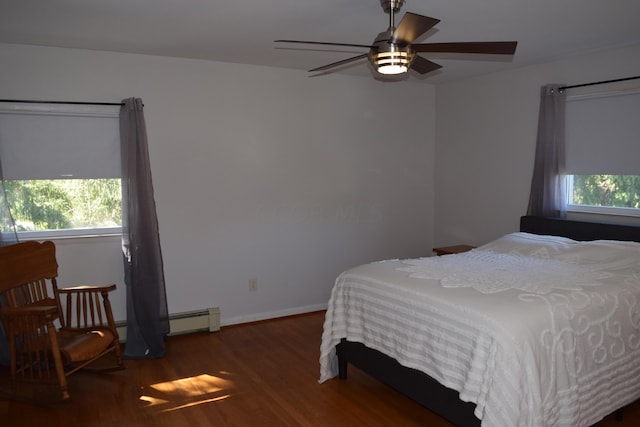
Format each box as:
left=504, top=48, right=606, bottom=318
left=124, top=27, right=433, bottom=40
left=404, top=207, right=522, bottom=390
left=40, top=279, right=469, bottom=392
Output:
left=526, top=84, right=567, bottom=218
left=0, top=154, right=18, bottom=365
left=120, top=98, right=169, bottom=358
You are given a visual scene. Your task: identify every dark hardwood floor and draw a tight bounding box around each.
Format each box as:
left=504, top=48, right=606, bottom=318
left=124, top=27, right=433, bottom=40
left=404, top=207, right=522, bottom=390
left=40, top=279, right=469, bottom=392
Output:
left=1, top=311, right=639, bottom=426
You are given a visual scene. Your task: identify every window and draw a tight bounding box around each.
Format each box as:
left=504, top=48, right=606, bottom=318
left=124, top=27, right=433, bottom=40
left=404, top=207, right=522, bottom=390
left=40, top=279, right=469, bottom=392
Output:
left=566, top=174, right=640, bottom=216
left=4, top=178, right=121, bottom=238
left=0, top=102, right=122, bottom=238
left=565, top=87, right=640, bottom=216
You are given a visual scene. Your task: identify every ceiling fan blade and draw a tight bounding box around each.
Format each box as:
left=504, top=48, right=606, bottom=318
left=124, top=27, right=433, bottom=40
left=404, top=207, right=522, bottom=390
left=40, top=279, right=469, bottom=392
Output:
left=275, top=40, right=373, bottom=49
left=392, top=12, right=440, bottom=45
left=308, top=53, right=370, bottom=73
left=411, top=56, right=442, bottom=75
left=412, top=41, right=518, bottom=55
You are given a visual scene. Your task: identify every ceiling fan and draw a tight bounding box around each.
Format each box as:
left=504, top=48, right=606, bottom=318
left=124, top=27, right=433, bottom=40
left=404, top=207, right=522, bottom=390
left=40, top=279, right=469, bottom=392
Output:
left=275, top=0, right=517, bottom=77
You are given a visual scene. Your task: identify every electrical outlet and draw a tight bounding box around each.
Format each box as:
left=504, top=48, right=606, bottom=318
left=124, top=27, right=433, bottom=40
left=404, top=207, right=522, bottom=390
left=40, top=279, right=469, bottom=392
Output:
left=248, top=278, right=258, bottom=292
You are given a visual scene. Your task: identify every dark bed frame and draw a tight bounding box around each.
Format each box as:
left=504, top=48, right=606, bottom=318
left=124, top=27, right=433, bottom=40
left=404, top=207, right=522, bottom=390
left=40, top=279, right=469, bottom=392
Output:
left=335, top=215, right=640, bottom=426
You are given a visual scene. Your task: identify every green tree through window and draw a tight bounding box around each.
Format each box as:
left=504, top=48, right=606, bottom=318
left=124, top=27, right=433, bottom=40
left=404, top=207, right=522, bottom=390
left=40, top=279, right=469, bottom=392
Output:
left=571, top=175, right=640, bottom=209
left=5, top=179, right=121, bottom=232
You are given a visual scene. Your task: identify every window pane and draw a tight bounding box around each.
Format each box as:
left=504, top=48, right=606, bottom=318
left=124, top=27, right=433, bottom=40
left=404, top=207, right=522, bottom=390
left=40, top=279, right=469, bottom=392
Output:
left=5, top=179, right=122, bottom=232
left=570, top=175, right=640, bottom=209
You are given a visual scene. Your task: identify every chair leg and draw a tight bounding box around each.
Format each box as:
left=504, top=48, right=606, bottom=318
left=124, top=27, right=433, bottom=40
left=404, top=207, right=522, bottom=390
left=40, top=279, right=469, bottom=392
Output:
left=101, top=292, right=125, bottom=369
left=47, top=321, right=70, bottom=400
left=113, top=339, right=125, bottom=368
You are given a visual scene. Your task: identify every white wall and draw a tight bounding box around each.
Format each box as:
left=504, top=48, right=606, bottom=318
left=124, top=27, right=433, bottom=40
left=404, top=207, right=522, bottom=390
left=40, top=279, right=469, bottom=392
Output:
left=435, top=43, right=640, bottom=247
left=0, top=43, right=436, bottom=325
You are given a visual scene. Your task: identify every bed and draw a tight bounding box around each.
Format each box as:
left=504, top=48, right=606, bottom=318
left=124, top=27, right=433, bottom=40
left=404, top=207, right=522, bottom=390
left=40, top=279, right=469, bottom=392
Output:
left=319, top=216, right=640, bottom=426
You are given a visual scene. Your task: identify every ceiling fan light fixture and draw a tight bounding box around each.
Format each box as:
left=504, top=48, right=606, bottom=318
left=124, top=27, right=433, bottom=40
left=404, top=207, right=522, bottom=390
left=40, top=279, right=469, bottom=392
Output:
left=371, top=49, right=414, bottom=75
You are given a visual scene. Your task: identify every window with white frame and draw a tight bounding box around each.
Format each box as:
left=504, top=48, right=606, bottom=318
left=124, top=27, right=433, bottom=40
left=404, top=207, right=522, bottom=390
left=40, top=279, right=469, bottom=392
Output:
left=564, top=88, right=640, bottom=216
left=0, top=102, right=122, bottom=238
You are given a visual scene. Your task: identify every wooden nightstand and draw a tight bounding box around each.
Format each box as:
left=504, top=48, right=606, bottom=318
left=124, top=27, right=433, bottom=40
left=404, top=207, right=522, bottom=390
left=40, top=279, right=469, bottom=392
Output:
left=432, top=244, right=476, bottom=256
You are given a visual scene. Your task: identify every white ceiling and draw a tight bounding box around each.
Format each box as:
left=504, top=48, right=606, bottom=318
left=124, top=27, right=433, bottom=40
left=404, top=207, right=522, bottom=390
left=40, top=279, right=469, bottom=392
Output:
left=1, top=0, right=640, bottom=84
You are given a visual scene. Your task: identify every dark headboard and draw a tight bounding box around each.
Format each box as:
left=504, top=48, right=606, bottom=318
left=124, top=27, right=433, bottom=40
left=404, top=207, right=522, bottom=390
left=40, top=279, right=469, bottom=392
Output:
left=520, top=216, right=640, bottom=243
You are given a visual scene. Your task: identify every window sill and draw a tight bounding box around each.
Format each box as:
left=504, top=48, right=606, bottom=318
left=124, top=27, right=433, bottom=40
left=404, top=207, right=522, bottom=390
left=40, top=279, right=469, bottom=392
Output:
left=567, top=205, right=640, bottom=217
left=17, top=227, right=122, bottom=241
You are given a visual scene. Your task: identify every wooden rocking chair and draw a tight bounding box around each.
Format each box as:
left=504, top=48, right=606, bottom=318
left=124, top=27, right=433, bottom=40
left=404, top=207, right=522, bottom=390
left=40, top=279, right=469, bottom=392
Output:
left=0, top=240, right=124, bottom=401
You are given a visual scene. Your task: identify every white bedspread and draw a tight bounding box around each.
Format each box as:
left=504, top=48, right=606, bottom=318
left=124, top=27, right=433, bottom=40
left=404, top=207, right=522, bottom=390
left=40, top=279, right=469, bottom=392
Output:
left=319, top=232, right=640, bottom=427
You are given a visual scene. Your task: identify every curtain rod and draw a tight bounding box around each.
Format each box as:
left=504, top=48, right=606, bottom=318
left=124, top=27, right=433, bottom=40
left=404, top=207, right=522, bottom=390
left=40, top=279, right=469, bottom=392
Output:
left=558, top=75, right=640, bottom=92
left=0, top=99, right=124, bottom=106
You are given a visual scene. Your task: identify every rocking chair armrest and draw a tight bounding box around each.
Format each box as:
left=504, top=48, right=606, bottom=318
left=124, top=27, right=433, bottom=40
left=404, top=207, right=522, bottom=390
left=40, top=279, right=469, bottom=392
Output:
left=0, top=305, right=59, bottom=320
left=58, top=284, right=117, bottom=294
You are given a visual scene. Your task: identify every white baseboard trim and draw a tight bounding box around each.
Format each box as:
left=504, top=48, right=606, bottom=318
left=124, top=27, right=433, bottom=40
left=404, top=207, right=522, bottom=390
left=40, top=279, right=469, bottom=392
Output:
left=116, top=307, right=220, bottom=342
left=114, top=304, right=327, bottom=342
left=220, top=303, right=327, bottom=327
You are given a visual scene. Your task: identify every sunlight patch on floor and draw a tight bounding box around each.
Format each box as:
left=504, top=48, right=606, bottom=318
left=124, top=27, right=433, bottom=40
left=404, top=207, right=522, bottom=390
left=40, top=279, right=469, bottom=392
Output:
left=139, top=373, right=234, bottom=412
left=149, top=373, right=231, bottom=396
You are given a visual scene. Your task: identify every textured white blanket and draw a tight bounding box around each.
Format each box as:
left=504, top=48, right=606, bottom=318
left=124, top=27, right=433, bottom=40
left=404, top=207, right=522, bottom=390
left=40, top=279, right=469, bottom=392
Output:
left=319, top=232, right=640, bottom=427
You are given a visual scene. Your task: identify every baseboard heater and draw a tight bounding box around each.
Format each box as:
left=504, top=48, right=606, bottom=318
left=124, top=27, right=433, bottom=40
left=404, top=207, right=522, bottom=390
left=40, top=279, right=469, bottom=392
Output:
left=115, top=307, right=220, bottom=342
